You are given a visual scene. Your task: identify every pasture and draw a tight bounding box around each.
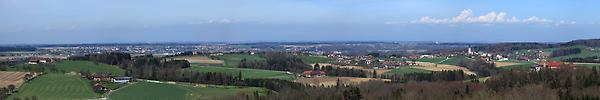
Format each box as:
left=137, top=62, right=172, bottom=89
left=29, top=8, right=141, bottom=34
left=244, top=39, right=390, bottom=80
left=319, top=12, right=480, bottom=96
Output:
left=109, top=82, right=267, bottom=100
left=186, top=66, right=295, bottom=81
left=10, top=74, right=99, bottom=100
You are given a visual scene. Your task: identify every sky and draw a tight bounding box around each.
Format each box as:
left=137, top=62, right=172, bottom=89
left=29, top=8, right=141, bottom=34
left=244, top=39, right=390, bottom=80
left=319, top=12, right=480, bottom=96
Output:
left=1, top=0, right=600, bottom=44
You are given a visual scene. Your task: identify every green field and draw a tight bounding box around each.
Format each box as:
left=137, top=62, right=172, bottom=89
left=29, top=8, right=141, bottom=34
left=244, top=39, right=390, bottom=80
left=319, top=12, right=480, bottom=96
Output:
left=382, top=67, right=431, bottom=75
left=54, top=61, right=126, bottom=76
left=10, top=74, right=99, bottom=100
left=297, top=55, right=331, bottom=64
left=186, top=66, right=295, bottom=81
left=109, top=82, right=266, bottom=100
left=216, top=54, right=265, bottom=67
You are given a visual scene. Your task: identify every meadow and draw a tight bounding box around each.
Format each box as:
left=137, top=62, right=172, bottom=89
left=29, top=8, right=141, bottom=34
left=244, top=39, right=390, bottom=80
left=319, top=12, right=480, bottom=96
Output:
left=9, top=74, right=99, bottom=100
left=297, top=55, right=331, bottom=64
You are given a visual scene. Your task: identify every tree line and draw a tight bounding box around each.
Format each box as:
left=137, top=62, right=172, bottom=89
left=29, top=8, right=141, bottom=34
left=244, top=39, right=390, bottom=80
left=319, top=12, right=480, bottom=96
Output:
left=229, top=68, right=600, bottom=100
left=238, top=52, right=309, bottom=73
left=458, top=59, right=499, bottom=77
left=380, top=70, right=475, bottom=83
left=551, top=48, right=582, bottom=58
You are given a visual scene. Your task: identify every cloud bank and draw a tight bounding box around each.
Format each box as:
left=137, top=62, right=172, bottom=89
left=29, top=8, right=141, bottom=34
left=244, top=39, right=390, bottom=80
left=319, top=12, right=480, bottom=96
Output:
left=412, top=9, right=575, bottom=25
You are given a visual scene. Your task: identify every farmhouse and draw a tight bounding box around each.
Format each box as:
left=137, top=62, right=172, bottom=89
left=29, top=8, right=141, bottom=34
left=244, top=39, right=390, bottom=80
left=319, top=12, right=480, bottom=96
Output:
left=90, top=72, right=113, bottom=81
left=533, top=61, right=576, bottom=71
left=302, top=70, right=325, bottom=78
left=113, top=77, right=132, bottom=84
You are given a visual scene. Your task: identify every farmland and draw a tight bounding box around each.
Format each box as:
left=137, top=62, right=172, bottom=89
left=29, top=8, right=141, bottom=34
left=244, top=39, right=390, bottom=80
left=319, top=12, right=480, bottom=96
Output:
left=9, top=74, right=99, bottom=100
left=109, top=82, right=267, bottom=100
left=173, top=56, right=224, bottom=66
left=0, top=71, right=31, bottom=88
left=186, top=66, right=295, bottom=81
left=414, top=57, right=471, bottom=66
left=215, top=54, right=265, bottom=67
left=412, top=62, right=477, bottom=75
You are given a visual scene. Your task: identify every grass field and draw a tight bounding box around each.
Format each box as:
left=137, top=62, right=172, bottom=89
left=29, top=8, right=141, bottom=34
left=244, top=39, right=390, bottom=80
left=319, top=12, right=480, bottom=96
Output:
left=54, top=60, right=126, bottom=76
left=186, top=66, right=295, bottom=81
left=382, top=67, right=431, bottom=75
left=10, top=74, right=99, bottom=100
left=297, top=55, right=331, bottom=64
left=216, top=54, right=265, bottom=67
left=109, top=82, right=266, bottom=100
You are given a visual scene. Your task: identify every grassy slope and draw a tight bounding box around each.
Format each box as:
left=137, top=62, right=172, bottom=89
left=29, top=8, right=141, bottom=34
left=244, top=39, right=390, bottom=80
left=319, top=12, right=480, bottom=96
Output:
left=54, top=61, right=126, bottom=76
left=109, top=82, right=266, bottom=100
left=186, top=66, right=295, bottom=81
left=217, top=54, right=265, bottom=67
left=297, top=55, right=331, bottom=64
left=382, top=67, right=431, bottom=75
left=10, top=74, right=99, bottom=100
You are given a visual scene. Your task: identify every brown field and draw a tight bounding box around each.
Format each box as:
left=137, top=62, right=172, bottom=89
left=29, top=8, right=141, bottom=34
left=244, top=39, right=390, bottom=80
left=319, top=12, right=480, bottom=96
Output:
left=0, top=71, right=31, bottom=88
left=412, top=62, right=477, bottom=75
left=494, top=62, right=521, bottom=67
left=174, top=56, right=224, bottom=65
left=296, top=77, right=390, bottom=86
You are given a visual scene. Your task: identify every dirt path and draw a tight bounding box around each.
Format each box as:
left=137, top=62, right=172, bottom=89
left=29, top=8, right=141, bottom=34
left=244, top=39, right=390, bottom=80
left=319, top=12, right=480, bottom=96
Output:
left=412, top=62, right=477, bottom=75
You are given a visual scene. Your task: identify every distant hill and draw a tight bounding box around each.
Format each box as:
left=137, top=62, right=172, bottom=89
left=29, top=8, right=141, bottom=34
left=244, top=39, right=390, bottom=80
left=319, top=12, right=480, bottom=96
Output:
left=469, top=39, right=600, bottom=53
left=559, top=39, right=600, bottom=47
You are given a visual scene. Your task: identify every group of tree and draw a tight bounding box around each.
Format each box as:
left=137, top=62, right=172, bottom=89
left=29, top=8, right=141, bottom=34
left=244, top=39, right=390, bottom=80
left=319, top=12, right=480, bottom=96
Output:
left=12, top=64, right=58, bottom=73
left=238, top=52, right=309, bottom=73
left=320, top=65, right=367, bottom=78
left=550, top=48, right=582, bottom=58
left=381, top=70, right=475, bottom=83
left=563, top=56, right=600, bottom=63
left=458, top=59, right=499, bottom=77
left=229, top=67, right=600, bottom=100
left=0, top=85, right=16, bottom=100
left=68, top=52, right=132, bottom=67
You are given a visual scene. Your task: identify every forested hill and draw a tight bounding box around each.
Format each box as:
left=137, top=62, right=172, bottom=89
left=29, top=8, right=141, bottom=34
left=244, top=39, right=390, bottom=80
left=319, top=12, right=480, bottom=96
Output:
left=467, top=38, right=600, bottom=53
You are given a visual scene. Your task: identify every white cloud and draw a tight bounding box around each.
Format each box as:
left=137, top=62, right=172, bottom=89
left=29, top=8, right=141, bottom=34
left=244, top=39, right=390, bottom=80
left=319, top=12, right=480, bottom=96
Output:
left=411, top=9, right=574, bottom=25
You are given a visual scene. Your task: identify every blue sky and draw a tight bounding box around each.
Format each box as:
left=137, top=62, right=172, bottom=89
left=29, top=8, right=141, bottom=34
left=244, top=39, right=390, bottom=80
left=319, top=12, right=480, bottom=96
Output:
left=1, top=0, right=599, bottom=44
